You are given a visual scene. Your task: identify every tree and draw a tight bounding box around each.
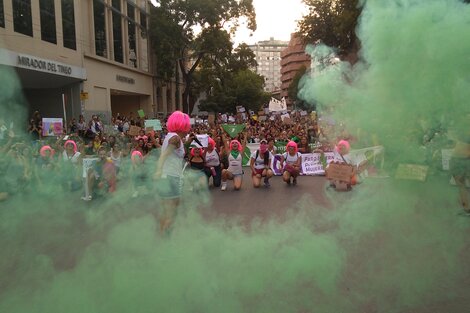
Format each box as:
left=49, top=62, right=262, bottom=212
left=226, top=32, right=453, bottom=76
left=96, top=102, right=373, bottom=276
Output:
left=149, top=0, right=256, bottom=113
left=297, top=0, right=362, bottom=58
left=287, top=66, right=312, bottom=111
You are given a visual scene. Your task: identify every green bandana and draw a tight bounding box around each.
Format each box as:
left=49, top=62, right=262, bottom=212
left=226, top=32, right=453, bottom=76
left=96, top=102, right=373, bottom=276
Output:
left=231, top=150, right=240, bottom=159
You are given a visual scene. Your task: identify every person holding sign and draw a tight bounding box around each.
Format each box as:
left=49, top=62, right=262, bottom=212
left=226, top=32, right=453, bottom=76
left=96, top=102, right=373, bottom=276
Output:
left=220, top=128, right=247, bottom=191
left=250, top=139, right=274, bottom=188
left=326, top=140, right=355, bottom=191
left=154, top=111, right=192, bottom=233
left=280, top=141, right=302, bottom=186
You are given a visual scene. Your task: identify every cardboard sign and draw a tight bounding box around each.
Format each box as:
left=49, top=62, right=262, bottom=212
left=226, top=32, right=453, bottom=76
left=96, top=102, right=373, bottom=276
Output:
left=208, top=114, right=215, bottom=126
left=42, top=118, right=63, bottom=137
left=395, top=164, right=428, bottom=182
left=145, top=119, right=162, bottom=131
left=137, top=109, right=145, bottom=118
left=128, top=125, right=141, bottom=136
left=326, top=163, right=354, bottom=182
left=259, top=116, right=267, bottom=121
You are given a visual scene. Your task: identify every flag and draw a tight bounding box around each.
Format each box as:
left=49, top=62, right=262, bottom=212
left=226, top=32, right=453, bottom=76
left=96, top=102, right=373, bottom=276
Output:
left=222, top=124, right=245, bottom=138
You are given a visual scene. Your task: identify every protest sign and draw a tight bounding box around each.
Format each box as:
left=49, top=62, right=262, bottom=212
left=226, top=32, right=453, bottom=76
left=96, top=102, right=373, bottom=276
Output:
left=137, top=109, right=145, bottom=118
left=145, top=119, right=162, bottom=131
left=190, top=118, right=196, bottom=125
left=302, top=153, right=327, bottom=175
left=191, top=134, right=209, bottom=148
left=259, top=116, right=267, bottom=121
left=395, top=164, right=428, bottom=182
left=228, top=116, right=235, bottom=123
left=222, top=124, right=245, bottom=138
left=236, top=106, right=246, bottom=113
left=326, top=163, right=354, bottom=182
left=300, top=110, right=308, bottom=116
left=441, top=149, right=453, bottom=171
left=42, top=118, right=63, bottom=137
left=128, top=125, right=141, bottom=136
left=208, top=114, right=215, bottom=126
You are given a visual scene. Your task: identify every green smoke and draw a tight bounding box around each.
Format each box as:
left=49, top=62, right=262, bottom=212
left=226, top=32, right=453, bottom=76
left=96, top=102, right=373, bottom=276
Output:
left=2, top=0, right=470, bottom=312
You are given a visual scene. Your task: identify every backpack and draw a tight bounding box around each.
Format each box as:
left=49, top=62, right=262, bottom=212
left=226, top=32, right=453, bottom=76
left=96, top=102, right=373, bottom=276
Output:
left=255, top=150, right=270, bottom=166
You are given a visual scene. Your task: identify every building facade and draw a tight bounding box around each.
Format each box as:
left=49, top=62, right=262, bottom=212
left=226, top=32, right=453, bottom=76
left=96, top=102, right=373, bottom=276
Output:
left=247, top=37, right=288, bottom=94
left=0, top=0, right=183, bottom=124
left=280, top=34, right=311, bottom=107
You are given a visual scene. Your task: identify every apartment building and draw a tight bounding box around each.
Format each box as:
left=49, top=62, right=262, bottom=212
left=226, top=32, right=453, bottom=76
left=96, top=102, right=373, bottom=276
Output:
left=280, top=34, right=311, bottom=107
left=0, top=0, right=182, bottom=123
left=247, top=37, right=288, bottom=93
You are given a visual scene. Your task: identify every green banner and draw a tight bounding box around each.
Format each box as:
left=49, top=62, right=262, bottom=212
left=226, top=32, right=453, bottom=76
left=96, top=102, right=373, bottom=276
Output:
left=222, top=124, right=246, bottom=138
left=242, top=147, right=252, bottom=167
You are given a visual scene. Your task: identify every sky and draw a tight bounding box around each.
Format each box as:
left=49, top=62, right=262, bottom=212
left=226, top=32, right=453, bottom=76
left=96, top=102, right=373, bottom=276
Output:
left=150, top=0, right=309, bottom=46
left=233, top=0, right=309, bottom=46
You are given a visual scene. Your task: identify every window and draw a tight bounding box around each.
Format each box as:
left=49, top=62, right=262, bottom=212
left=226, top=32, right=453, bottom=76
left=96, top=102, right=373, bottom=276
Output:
left=62, top=0, right=76, bottom=49
left=13, top=0, right=33, bottom=37
left=112, top=0, right=123, bottom=62
left=93, top=0, right=107, bottom=57
left=0, top=0, right=5, bottom=28
left=39, top=0, right=56, bottom=44
left=127, top=3, right=137, bottom=67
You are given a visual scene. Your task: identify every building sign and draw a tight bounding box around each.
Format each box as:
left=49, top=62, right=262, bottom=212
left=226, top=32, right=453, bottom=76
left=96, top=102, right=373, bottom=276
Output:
left=80, top=92, right=89, bottom=100
left=0, top=48, right=87, bottom=80
left=17, top=55, right=72, bottom=75
left=116, top=75, right=135, bottom=84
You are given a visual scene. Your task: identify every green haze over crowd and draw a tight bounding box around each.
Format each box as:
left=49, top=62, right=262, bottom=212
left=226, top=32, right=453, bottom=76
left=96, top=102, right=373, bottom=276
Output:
left=1, top=0, right=470, bottom=312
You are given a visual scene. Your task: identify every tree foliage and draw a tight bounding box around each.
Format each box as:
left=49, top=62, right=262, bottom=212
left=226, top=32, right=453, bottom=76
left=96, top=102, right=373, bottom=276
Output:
left=149, top=0, right=257, bottom=113
left=297, top=0, right=362, bottom=57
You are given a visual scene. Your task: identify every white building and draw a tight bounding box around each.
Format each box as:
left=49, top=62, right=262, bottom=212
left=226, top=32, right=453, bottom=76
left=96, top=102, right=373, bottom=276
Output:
left=247, top=37, right=288, bottom=93
left=0, top=0, right=182, bottom=123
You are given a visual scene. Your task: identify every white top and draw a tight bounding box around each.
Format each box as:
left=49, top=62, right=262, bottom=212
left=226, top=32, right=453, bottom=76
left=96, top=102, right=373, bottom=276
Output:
left=204, top=149, right=220, bottom=167
left=282, top=152, right=301, bottom=165
left=161, top=132, right=185, bottom=177
left=62, top=151, right=81, bottom=165
left=110, top=151, right=122, bottom=168
left=332, top=151, right=352, bottom=164
left=250, top=151, right=273, bottom=170
left=227, top=153, right=243, bottom=175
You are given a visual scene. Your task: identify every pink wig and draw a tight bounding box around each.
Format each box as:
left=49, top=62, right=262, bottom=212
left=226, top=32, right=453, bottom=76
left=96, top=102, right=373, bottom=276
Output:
left=230, top=140, right=243, bottom=152
left=166, top=111, right=191, bottom=133
left=64, top=140, right=77, bottom=153
left=208, top=137, right=216, bottom=149
left=131, top=150, right=143, bottom=163
left=336, top=140, right=350, bottom=153
left=286, top=141, right=298, bottom=153
left=40, top=145, right=54, bottom=158
left=190, top=147, right=204, bottom=157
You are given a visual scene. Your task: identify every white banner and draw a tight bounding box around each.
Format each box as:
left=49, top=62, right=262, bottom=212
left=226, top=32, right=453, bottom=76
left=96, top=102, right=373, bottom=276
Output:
left=268, top=97, right=287, bottom=112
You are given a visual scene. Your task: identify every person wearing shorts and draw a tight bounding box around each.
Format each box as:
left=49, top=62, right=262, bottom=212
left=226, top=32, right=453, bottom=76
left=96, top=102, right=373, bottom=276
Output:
left=250, top=139, right=273, bottom=188
left=220, top=130, right=246, bottom=191
left=203, top=137, right=222, bottom=187
left=280, top=141, right=302, bottom=186
left=154, top=111, right=192, bottom=233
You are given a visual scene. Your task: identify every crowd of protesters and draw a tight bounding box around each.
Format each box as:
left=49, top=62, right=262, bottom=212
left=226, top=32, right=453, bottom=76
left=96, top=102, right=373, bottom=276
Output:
left=3, top=108, right=469, bottom=217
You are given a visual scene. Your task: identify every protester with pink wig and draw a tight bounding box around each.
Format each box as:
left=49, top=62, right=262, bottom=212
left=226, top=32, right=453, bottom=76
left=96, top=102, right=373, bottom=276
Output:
left=220, top=128, right=247, bottom=191
left=250, top=139, right=273, bottom=188
left=280, top=141, right=302, bottom=186
left=203, top=137, right=222, bottom=187
left=326, top=139, right=355, bottom=190
left=62, top=140, right=81, bottom=165
left=154, top=111, right=193, bottom=233
left=60, top=139, right=82, bottom=191
left=131, top=150, right=147, bottom=197
left=187, top=146, right=207, bottom=191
